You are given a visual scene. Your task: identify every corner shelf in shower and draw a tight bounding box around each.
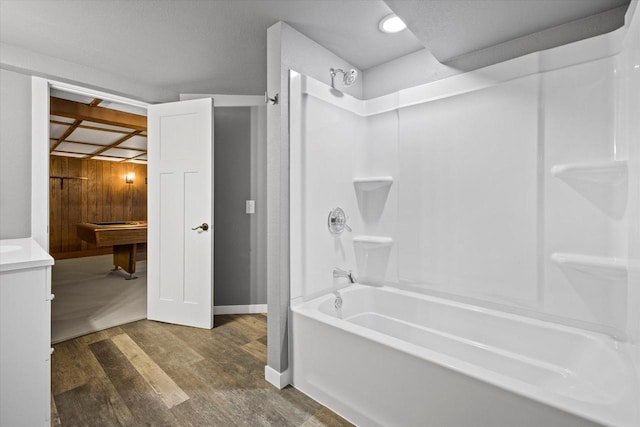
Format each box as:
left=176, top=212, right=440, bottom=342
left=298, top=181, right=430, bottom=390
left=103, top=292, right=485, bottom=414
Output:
left=353, top=176, right=394, bottom=191
left=353, top=235, right=394, bottom=248
left=550, top=160, right=628, bottom=185
left=551, top=252, right=628, bottom=280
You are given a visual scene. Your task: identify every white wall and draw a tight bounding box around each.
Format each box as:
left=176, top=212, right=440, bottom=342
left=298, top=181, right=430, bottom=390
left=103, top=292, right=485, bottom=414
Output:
left=0, top=69, right=32, bottom=239
left=1, top=43, right=175, bottom=103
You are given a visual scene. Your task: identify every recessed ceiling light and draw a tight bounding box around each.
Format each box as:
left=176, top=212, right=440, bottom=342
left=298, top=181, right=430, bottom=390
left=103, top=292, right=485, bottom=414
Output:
left=379, top=14, right=406, bottom=33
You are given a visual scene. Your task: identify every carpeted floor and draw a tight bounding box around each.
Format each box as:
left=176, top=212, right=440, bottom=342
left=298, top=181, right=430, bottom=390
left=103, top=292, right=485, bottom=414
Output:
left=51, top=255, right=147, bottom=343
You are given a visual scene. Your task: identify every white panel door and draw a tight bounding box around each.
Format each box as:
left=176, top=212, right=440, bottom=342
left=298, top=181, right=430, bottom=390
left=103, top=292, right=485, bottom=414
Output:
left=147, top=98, right=214, bottom=329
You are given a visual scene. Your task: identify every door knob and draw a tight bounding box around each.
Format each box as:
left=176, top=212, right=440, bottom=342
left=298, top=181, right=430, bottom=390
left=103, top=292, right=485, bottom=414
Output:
left=192, top=223, right=209, bottom=231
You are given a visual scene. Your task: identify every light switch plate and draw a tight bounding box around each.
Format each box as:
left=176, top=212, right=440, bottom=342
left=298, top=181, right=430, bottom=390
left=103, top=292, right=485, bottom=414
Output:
left=246, top=200, right=255, bottom=214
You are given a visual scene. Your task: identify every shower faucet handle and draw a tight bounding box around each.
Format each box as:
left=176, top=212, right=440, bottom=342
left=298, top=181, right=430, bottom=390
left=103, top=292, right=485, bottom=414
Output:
left=328, top=207, right=351, bottom=235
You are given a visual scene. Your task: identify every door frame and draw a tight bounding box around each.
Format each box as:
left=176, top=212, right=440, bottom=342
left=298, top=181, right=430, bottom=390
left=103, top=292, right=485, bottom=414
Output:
left=31, top=77, right=150, bottom=250
left=32, top=81, right=267, bottom=314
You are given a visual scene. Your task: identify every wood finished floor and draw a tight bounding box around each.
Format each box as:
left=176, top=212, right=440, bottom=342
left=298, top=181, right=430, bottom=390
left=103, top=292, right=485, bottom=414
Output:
left=51, top=314, right=352, bottom=427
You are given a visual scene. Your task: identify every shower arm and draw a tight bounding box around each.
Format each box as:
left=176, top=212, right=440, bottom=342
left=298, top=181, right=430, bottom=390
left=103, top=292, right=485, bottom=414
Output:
left=330, top=68, right=341, bottom=88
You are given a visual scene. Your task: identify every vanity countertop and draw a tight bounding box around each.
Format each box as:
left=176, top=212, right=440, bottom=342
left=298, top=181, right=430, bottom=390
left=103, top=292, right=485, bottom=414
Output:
left=0, top=238, right=54, bottom=272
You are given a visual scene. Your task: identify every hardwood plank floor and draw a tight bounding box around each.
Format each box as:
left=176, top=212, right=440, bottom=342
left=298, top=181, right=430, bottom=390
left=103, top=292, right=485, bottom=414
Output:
left=110, top=334, right=189, bottom=408
left=52, top=314, right=353, bottom=427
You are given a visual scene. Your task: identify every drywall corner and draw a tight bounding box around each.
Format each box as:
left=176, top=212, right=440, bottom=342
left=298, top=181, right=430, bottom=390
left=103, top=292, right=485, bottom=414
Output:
left=266, top=20, right=364, bottom=377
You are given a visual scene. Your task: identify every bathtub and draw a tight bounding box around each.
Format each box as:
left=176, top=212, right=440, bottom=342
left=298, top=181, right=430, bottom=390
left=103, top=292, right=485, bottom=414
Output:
left=291, top=285, right=640, bottom=427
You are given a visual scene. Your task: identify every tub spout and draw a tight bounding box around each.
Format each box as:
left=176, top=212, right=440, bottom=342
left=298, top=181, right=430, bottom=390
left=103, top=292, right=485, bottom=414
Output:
left=333, top=267, right=357, bottom=283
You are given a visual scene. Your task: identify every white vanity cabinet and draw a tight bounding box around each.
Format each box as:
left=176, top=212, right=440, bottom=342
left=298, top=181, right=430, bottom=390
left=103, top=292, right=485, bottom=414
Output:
left=0, top=238, right=54, bottom=427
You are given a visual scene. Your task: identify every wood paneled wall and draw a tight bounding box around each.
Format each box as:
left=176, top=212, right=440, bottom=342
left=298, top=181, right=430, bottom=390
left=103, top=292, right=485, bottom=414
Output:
left=49, top=157, right=147, bottom=258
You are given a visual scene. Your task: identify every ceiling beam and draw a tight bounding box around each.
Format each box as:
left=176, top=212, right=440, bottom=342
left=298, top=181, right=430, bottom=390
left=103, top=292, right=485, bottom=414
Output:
left=50, top=119, right=139, bottom=135
left=90, top=130, right=143, bottom=158
left=123, top=151, right=148, bottom=162
left=50, top=120, right=81, bottom=152
left=49, top=138, right=105, bottom=148
left=51, top=97, right=147, bottom=131
left=50, top=98, right=104, bottom=153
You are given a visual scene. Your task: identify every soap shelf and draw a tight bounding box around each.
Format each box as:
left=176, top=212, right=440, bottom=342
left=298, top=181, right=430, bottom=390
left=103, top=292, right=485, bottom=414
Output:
left=353, top=236, right=394, bottom=285
left=550, top=160, right=627, bottom=185
left=353, top=236, right=394, bottom=248
left=353, top=176, right=393, bottom=191
left=551, top=252, right=628, bottom=280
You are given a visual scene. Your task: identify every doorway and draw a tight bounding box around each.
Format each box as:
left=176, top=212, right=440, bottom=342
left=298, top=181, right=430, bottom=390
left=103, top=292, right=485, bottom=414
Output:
left=33, top=80, right=267, bottom=341
left=47, top=87, right=150, bottom=342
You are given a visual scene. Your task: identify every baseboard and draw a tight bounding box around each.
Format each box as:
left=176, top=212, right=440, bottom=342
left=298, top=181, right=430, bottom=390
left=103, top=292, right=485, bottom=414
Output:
left=214, top=304, right=267, bottom=315
left=264, top=365, right=291, bottom=389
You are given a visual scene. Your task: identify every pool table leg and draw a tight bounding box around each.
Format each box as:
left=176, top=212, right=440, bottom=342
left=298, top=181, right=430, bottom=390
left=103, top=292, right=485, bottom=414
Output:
left=113, top=244, right=138, bottom=280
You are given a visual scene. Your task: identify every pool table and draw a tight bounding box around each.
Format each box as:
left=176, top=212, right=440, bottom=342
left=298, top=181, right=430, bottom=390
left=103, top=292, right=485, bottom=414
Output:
left=76, top=221, right=147, bottom=279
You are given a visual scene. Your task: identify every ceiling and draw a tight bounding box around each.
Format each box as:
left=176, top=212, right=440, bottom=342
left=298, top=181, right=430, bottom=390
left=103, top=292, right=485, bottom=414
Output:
left=49, top=90, right=148, bottom=163
left=0, top=0, right=423, bottom=97
left=387, top=0, right=631, bottom=62
left=0, top=0, right=632, bottom=100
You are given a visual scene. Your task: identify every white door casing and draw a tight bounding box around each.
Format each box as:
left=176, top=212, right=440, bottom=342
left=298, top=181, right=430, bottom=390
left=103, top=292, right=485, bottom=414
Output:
left=147, top=98, right=214, bottom=329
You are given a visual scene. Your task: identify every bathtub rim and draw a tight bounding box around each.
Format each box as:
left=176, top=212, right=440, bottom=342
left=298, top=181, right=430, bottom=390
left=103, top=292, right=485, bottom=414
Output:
left=291, top=284, right=640, bottom=427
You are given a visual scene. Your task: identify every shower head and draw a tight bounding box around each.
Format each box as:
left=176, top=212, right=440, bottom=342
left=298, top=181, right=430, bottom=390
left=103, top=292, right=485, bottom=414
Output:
left=343, top=69, right=358, bottom=86
left=330, top=68, right=358, bottom=88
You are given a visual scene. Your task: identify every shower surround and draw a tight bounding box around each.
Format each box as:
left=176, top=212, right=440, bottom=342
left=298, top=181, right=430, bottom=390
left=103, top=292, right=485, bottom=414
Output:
left=289, top=3, right=640, bottom=426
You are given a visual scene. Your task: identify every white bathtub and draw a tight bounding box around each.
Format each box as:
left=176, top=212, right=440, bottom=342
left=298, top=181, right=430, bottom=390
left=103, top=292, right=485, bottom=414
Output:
left=291, top=285, right=640, bottom=427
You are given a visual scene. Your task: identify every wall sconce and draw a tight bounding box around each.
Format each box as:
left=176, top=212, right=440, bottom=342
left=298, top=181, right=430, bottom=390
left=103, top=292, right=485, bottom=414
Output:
left=125, top=173, right=135, bottom=184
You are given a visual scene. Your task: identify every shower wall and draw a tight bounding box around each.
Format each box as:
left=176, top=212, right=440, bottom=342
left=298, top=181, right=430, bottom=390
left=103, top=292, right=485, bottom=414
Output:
left=289, top=79, right=365, bottom=300
left=290, top=3, right=639, bottom=340
left=395, top=54, right=630, bottom=338
left=542, top=56, right=626, bottom=336
left=397, top=76, right=539, bottom=306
